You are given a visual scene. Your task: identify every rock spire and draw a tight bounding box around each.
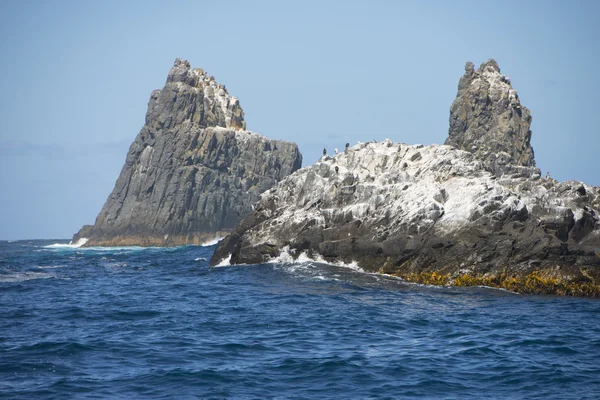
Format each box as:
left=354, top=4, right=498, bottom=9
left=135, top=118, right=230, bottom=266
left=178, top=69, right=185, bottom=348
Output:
left=445, top=59, right=536, bottom=176
left=73, top=58, right=302, bottom=246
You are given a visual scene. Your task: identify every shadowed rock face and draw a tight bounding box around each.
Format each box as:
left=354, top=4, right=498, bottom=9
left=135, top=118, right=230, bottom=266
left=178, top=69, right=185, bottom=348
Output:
left=211, top=60, right=600, bottom=297
left=446, top=59, right=536, bottom=177
left=73, top=59, right=302, bottom=247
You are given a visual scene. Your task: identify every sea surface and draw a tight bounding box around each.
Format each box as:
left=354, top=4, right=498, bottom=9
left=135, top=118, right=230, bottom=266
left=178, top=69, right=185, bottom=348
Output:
left=1, top=240, right=599, bottom=399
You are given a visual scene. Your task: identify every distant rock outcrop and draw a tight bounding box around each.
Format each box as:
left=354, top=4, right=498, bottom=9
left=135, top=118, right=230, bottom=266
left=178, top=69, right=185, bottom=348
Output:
left=446, top=60, right=536, bottom=177
left=211, top=60, right=600, bottom=297
left=73, top=59, right=302, bottom=247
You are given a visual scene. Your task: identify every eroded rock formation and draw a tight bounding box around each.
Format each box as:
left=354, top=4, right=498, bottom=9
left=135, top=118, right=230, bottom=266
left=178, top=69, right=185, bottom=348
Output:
left=73, top=59, right=302, bottom=246
left=446, top=60, right=536, bottom=177
left=210, top=60, right=600, bottom=297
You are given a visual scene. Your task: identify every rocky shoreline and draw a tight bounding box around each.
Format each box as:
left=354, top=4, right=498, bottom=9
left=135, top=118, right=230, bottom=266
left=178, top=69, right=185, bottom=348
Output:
left=210, top=60, right=600, bottom=297
left=72, top=57, right=600, bottom=296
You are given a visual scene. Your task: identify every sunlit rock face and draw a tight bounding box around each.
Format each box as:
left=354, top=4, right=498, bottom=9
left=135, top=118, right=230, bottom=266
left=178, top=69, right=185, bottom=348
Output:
left=211, top=60, right=600, bottom=297
left=446, top=59, right=536, bottom=177
left=73, top=59, right=302, bottom=247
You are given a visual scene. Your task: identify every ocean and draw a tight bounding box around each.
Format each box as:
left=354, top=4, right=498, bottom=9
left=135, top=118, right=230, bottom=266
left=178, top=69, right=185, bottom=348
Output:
left=1, top=240, right=599, bottom=399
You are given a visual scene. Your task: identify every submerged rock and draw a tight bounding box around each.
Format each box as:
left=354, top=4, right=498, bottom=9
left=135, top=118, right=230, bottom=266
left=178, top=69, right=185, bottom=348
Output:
left=211, top=60, right=600, bottom=297
left=73, top=59, right=302, bottom=247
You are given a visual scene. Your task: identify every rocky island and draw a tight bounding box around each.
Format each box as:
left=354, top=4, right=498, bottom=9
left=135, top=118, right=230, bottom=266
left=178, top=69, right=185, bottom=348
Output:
left=73, top=59, right=302, bottom=247
left=210, top=60, right=600, bottom=297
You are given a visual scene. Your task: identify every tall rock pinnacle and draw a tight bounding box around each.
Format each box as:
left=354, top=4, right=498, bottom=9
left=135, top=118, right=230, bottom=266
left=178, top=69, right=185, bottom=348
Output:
left=73, top=58, right=302, bottom=247
left=445, top=59, right=536, bottom=176
left=153, top=58, right=246, bottom=131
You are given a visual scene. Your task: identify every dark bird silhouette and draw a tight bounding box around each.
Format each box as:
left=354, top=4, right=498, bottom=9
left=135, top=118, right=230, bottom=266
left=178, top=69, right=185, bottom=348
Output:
left=335, top=166, right=339, bottom=173
left=345, top=142, right=349, bottom=151
left=323, top=147, right=327, bottom=156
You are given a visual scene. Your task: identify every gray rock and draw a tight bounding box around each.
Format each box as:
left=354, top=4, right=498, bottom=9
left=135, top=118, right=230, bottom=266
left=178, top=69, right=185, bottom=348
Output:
left=210, top=141, right=600, bottom=296
left=211, top=61, right=600, bottom=297
left=446, top=59, right=537, bottom=177
left=73, top=58, right=301, bottom=246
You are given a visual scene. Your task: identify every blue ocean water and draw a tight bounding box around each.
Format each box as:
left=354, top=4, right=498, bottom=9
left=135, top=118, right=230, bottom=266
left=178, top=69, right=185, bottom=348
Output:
left=1, top=240, right=599, bottom=399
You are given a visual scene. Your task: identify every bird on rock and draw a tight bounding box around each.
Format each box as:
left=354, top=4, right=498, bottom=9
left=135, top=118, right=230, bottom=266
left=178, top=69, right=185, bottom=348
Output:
left=323, top=147, right=327, bottom=156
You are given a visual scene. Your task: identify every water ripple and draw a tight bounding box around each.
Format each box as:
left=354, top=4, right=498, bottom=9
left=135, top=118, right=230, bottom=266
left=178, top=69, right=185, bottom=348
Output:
left=0, top=240, right=599, bottom=399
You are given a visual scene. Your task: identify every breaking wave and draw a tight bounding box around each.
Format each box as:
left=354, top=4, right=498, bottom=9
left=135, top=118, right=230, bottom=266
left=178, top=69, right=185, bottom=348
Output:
left=266, top=246, right=364, bottom=272
left=201, top=237, right=224, bottom=247
left=44, top=237, right=89, bottom=249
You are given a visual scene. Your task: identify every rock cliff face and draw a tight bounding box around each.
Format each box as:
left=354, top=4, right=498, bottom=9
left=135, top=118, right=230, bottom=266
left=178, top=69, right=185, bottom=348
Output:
left=210, top=60, right=600, bottom=297
left=446, top=60, right=536, bottom=177
left=73, top=59, right=302, bottom=247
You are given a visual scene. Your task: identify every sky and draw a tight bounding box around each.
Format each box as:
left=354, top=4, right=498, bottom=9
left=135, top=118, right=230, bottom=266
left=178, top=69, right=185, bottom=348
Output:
left=0, top=0, right=599, bottom=240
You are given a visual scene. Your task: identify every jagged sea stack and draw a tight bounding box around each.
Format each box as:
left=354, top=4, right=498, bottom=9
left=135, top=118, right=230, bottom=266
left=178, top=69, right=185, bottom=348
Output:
left=211, top=60, right=600, bottom=297
left=446, top=59, right=536, bottom=177
left=73, top=59, right=302, bottom=246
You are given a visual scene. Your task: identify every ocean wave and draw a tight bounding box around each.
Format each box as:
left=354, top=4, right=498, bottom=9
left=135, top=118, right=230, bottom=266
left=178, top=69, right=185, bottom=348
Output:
left=101, top=262, right=129, bottom=268
left=0, top=271, right=54, bottom=283
left=2, top=240, right=599, bottom=399
left=267, top=246, right=365, bottom=272
left=214, top=254, right=232, bottom=267
left=45, top=242, right=160, bottom=253
left=44, top=238, right=88, bottom=249
left=201, top=237, right=224, bottom=247
left=44, top=238, right=213, bottom=253
left=76, top=246, right=152, bottom=252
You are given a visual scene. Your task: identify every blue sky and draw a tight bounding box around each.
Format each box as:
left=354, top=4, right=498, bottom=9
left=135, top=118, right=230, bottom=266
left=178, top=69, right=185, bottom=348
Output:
left=1, top=0, right=598, bottom=240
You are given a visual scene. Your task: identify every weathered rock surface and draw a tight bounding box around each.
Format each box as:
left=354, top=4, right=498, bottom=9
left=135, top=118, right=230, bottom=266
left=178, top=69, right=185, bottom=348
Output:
left=73, top=58, right=302, bottom=246
left=211, top=60, right=600, bottom=297
left=446, top=59, right=536, bottom=177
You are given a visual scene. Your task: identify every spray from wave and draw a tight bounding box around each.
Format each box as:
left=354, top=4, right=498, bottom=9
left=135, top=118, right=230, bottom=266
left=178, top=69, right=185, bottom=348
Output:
left=44, top=238, right=89, bottom=249
left=201, top=237, right=224, bottom=247
left=266, top=246, right=364, bottom=272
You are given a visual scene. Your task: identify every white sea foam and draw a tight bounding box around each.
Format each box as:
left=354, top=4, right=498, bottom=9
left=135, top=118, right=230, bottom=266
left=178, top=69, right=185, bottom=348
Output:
left=45, top=238, right=89, bottom=249
left=45, top=242, right=157, bottom=253
left=0, top=272, right=54, bottom=283
left=194, top=257, right=207, bottom=262
left=77, top=246, right=150, bottom=252
left=201, top=237, right=224, bottom=247
left=102, top=262, right=129, bottom=268
left=214, top=254, right=232, bottom=267
left=267, top=246, right=364, bottom=272
left=473, top=285, right=519, bottom=295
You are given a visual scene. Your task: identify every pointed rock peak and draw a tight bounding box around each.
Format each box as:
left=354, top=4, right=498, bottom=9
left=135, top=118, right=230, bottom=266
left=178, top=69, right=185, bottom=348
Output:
left=465, top=61, right=475, bottom=73
left=446, top=59, right=536, bottom=177
left=479, top=58, right=500, bottom=73
left=72, top=58, right=302, bottom=247
left=156, top=58, right=245, bottom=130
left=174, top=57, right=190, bottom=68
